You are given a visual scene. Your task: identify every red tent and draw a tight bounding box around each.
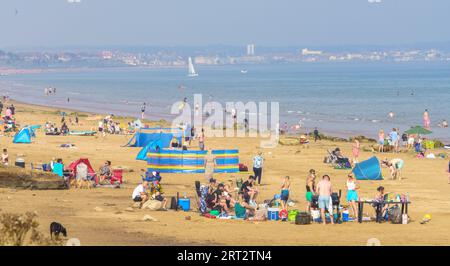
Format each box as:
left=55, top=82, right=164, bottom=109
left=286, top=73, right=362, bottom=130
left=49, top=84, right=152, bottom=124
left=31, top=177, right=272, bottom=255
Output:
left=68, top=158, right=97, bottom=183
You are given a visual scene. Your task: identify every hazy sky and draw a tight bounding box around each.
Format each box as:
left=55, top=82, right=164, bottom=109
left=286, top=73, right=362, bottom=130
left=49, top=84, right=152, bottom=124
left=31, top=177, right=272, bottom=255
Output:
left=1, top=0, right=450, bottom=48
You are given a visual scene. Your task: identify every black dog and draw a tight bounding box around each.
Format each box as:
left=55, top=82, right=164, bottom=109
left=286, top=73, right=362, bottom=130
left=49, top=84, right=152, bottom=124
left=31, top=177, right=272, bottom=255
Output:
left=50, top=222, right=67, bottom=239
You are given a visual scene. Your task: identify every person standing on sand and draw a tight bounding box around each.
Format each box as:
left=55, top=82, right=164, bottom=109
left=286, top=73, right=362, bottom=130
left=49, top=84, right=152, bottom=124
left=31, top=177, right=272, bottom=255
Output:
left=305, top=169, right=316, bottom=212
left=423, top=109, right=431, bottom=130
left=280, top=176, right=290, bottom=211
left=316, top=175, right=334, bottom=225
left=198, top=128, right=205, bottom=151
left=389, top=128, right=399, bottom=153
left=346, top=174, right=359, bottom=219
left=352, top=139, right=360, bottom=164
left=252, top=152, right=264, bottom=185
left=204, top=148, right=216, bottom=181
left=378, top=129, right=385, bottom=153
left=98, top=120, right=105, bottom=137
left=313, top=127, right=321, bottom=142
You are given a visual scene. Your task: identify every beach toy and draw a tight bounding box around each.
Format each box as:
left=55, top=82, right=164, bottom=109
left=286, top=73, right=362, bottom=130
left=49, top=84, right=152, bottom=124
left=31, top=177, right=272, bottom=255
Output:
left=424, top=214, right=432, bottom=220
left=267, top=208, right=280, bottom=221
left=178, top=198, right=190, bottom=212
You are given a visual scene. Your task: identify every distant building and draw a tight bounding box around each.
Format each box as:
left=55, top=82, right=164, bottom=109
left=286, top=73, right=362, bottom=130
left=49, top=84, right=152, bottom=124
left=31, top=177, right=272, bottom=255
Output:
left=246, top=44, right=255, bottom=56
left=101, top=51, right=113, bottom=60
left=301, top=48, right=322, bottom=56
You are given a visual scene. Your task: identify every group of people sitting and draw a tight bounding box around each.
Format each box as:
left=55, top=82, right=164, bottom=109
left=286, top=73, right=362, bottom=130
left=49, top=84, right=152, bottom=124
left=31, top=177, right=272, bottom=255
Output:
left=44, top=121, right=70, bottom=135
left=199, top=175, right=262, bottom=219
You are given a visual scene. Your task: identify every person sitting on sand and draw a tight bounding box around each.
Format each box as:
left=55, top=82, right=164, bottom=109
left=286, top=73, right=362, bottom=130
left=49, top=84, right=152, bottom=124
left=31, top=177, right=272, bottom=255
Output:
left=316, top=175, right=334, bottom=225
left=280, top=176, right=290, bottom=211
left=240, top=175, right=258, bottom=206
left=150, top=180, right=168, bottom=210
left=60, top=122, right=69, bottom=135
left=232, top=192, right=256, bottom=219
left=99, top=160, right=112, bottom=183
left=132, top=181, right=149, bottom=205
left=306, top=169, right=316, bottom=212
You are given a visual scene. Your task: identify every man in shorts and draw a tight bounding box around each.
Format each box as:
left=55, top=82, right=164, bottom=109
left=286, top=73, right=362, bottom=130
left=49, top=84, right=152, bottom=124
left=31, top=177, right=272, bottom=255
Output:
left=316, top=175, right=334, bottom=225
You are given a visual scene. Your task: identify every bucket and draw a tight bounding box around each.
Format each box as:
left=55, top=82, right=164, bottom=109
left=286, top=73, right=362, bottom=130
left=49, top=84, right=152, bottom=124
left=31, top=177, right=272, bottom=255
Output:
left=267, top=208, right=280, bottom=221
left=15, top=158, right=25, bottom=168
left=288, top=210, right=299, bottom=222
left=178, top=198, right=190, bottom=211
left=342, top=211, right=349, bottom=222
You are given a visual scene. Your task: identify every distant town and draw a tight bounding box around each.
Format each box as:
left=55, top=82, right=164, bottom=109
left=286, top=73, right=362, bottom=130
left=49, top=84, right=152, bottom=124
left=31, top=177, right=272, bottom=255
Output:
left=1, top=44, right=450, bottom=70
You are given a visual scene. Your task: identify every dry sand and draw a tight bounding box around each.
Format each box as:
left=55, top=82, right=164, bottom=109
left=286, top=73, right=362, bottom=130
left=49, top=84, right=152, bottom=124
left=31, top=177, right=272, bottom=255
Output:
left=1, top=101, right=449, bottom=246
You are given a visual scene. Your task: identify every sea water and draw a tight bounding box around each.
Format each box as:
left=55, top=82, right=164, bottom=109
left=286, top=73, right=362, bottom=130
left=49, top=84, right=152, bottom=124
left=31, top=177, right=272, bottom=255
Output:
left=1, top=62, right=449, bottom=142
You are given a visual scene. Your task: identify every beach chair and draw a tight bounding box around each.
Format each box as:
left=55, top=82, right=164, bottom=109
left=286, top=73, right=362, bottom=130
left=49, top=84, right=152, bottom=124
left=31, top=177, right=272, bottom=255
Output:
left=110, top=169, right=123, bottom=184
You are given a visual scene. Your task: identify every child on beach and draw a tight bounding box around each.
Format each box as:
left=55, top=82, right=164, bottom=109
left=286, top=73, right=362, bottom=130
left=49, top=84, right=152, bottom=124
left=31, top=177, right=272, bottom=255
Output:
left=280, top=176, right=290, bottom=210
left=346, top=174, right=359, bottom=219
left=2, top=149, right=9, bottom=166
left=378, top=129, right=385, bottom=153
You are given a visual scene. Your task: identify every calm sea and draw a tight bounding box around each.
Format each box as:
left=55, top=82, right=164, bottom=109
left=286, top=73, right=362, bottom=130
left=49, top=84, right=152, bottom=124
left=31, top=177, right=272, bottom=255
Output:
left=1, top=62, right=449, bottom=142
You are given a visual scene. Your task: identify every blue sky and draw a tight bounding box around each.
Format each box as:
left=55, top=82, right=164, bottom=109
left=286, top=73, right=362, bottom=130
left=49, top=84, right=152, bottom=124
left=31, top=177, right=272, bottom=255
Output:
left=1, top=0, right=450, bottom=47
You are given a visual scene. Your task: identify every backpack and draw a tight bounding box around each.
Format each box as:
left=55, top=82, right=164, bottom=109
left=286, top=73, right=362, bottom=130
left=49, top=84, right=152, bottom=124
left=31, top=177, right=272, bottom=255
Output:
left=388, top=205, right=402, bottom=224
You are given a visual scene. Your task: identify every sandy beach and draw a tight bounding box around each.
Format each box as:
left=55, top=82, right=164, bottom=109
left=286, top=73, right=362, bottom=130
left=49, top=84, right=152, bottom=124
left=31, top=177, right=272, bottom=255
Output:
left=0, top=100, right=449, bottom=246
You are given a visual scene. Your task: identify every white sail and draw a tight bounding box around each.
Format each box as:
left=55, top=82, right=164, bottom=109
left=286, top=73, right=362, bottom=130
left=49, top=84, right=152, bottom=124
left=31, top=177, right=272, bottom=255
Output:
left=188, top=57, right=198, bottom=77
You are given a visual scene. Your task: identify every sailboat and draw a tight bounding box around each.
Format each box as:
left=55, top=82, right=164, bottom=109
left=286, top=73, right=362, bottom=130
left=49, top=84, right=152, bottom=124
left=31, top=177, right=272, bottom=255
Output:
left=187, top=57, right=198, bottom=77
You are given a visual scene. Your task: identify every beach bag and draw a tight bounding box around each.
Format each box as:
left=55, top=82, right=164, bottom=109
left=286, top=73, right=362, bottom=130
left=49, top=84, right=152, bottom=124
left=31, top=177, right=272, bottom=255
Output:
left=311, top=195, right=319, bottom=209
left=239, top=163, right=248, bottom=172
left=331, top=192, right=340, bottom=206
left=295, top=212, right=312, bottom=225
left=170, top=197, right=178, bottom=210
left=388, top=205, right=402, bottom=224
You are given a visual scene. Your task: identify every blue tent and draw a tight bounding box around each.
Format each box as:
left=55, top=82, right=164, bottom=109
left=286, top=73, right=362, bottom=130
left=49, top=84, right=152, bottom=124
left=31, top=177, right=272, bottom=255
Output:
left=13, top=127, right=32, bottom=144
left=136, top=140, right=163, bottom=161
left=352, top=156, right=383, bottom=180
left=125, top=127, right=182, bottom=148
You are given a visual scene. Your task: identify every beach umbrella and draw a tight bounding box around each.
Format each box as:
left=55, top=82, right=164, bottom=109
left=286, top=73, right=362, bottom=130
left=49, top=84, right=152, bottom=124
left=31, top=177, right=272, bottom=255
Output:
left=405, top=126, right=432, bottom=135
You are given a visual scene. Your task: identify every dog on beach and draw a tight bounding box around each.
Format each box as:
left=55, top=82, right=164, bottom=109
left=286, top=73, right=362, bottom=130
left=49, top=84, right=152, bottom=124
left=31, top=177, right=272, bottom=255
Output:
left=50, top=222, right=67, bottom=240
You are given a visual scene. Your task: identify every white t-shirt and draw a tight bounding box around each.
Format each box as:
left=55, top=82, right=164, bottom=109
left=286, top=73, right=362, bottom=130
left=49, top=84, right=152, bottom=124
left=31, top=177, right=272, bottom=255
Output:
left=132, top=184, right=145, bottom=199
left=253, top=155, right=263, bottom=168
left=346, top=180, right=356, bottom=191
